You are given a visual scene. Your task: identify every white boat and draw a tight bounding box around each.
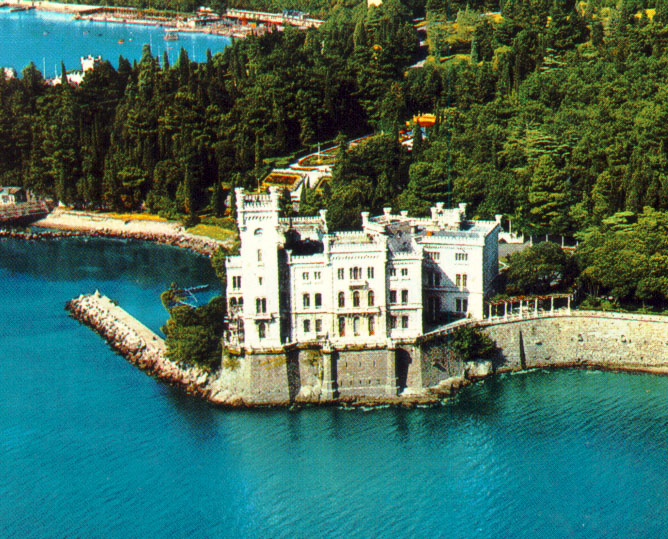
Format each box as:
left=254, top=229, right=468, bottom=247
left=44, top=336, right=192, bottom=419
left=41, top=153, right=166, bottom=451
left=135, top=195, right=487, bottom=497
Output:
left=163, top=28, right=179, bottom=40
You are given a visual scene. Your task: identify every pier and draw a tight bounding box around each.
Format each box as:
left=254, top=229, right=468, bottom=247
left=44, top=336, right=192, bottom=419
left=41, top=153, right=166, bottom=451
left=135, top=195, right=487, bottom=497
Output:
left=66, top=292, right=225, bottom=400
left=0, top=201, right=49, bottom=226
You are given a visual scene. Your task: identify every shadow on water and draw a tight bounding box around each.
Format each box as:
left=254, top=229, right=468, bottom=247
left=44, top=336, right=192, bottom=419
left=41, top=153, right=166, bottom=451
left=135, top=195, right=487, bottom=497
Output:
left=0, top=237, right=219, bottom=289
left=163, top=385, right=220, bottom=441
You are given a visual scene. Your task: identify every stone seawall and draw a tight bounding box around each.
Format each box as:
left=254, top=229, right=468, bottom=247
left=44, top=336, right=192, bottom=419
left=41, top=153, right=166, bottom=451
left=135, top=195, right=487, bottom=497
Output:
left=66, top=292, right=244, bottom=406
left=480, top=311, right=668, bottom=373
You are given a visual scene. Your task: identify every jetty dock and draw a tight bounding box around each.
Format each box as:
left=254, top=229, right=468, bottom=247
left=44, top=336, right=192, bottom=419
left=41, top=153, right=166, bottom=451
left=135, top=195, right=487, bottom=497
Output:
left=0, top=201, right=50, bottom=226
left=66, top=292, right=222, bottom=400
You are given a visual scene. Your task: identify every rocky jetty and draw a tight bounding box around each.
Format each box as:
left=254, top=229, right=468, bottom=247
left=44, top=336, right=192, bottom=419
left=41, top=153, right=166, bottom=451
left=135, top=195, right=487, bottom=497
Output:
left=66, top=292, right=239, bottom=404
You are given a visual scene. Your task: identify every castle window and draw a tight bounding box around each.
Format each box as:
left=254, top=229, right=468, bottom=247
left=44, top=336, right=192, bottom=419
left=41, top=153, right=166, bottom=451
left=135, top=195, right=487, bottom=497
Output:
left=232, top=276, right=241, bottom=289
left=303, top=319, right=311, bottom=333
left=456, top=274, right=461, bottom=287
left=303, top=294, right=310, bottom=308
left=426, top=251, right=440, bottom=262
left=338, top=316, right=345, bottom=336
left=368, top=290, right=375, bottom=306
left=337, top=268, right=344, bottom=280
left=368, top=316, right=375, bottom=336
left=456, top=252, right=468, bottom=261
left=367, top=267, right=374, bottom=279
left=257, top=249, right=262, bottom=262
left=256, top=298, right=267, bottom=314
left=429, top=297, right=439, bottom=321
left=353, top=317, right=360, bottom=336
left=314, top=271, right=321, bottom=280
left=350, top=267, right=362, bottom=280
left=315, top=319, right=322, bottom=333
left=389, top=290, right=397, bottom=304
left=463, top=274, right=467, bottom=288
left=402, top=316, right=409, bottom=329
left=258, top=322, right=266, bottom=339
left=389, top=267, right=396, bottom=277
left=353, top=291, right=360, bottom=307
left=238, top=298, right=243, bottom=307
left=315, top=293, right=322, bottom=308
left=401, top=268, right=408, bottom=277
left=390, top=316, right=397, bottom=329
left=401, top=290, right=408, bottom=304
left=456, top=298, right=468, bottom=313
left=302, top=272, right=309, bottom=280
left=338, top=292, right=345, bottom=308
left=230, top=297, right=237, bottom=307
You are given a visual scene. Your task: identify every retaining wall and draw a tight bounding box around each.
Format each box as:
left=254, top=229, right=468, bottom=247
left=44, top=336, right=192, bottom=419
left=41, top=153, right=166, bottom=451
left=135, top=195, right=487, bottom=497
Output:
left=481, top=311, right=668, bottom=372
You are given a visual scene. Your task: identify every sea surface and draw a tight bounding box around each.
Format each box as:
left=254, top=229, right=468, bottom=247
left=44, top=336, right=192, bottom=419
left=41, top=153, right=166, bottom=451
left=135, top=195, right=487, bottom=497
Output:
left=3, top=238, right=668, bottom=537
left=0, top=9, right=230, bottom=75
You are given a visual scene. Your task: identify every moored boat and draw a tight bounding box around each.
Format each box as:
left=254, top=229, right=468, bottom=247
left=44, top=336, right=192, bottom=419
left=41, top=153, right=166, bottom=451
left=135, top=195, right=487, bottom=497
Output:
left=163, top=28, right=179, bottom=40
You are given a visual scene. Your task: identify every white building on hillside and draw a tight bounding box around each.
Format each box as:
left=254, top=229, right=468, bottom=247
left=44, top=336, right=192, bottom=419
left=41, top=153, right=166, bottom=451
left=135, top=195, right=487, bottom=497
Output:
left=225, top=188, right=500, bottom=350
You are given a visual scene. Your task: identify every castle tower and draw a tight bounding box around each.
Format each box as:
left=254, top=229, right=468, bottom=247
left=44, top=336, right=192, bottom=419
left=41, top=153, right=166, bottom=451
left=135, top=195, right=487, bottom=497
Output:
left=232, top=187, right=284, bottom=348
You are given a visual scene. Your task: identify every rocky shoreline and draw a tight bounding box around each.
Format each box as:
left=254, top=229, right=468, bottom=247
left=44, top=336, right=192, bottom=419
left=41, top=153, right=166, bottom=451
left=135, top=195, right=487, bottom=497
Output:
left=2, top=226, right=219, bottom=256
left=0, top=207, right=235, bottom=256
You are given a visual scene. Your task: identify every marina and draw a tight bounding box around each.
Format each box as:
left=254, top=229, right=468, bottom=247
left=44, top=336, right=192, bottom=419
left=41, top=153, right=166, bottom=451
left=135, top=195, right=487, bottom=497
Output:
left=0, top=8, right=231, bottom=73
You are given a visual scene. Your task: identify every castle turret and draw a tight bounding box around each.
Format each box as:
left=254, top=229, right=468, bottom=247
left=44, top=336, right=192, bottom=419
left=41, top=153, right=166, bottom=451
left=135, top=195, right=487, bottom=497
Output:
left=230, top=188, right=285, bottom=348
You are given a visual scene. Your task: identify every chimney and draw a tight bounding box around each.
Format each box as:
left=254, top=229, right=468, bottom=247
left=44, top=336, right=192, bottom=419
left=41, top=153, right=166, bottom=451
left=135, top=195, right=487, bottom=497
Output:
left=361, top=211, right=370, bottom=227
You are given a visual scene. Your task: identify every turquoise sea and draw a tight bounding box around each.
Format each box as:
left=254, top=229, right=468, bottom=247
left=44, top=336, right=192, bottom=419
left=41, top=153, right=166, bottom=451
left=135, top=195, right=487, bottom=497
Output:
left=0, top=9, right=230, bottom=75
left=3, top=237, right=668, bottom=537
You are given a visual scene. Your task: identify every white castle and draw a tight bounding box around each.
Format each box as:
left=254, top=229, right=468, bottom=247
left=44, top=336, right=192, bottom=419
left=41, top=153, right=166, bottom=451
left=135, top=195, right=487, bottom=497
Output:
left=225, top=188, right=500, bottom=350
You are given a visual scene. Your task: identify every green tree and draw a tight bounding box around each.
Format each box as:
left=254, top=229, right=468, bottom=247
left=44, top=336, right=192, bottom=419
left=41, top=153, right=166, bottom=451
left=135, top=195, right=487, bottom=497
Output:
left=506, top=242, right=573, bottom=294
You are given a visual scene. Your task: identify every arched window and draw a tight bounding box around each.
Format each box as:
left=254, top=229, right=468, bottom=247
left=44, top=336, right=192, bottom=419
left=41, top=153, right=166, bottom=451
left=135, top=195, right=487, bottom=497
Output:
left=258, top=322, right=266, bottom=339
left=338, top=292, right=345, bottom=308
left=230, top=297, right=237, bottom=307
left=353, top=317, right=360, bottom=336
left=338, top=316, right=345, bottom=336
left=238, top=297, right=243, bottom=306
left=368, top=290, right=375, bottom=306
left=353, top=291, right=360, bottom=307
left=368, top=316, right=375, bottom=336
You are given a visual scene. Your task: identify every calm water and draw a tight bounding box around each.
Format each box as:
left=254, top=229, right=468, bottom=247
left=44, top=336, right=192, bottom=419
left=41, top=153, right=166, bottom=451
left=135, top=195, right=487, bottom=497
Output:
left=2, top=238, right=668, bottom=538
left=0, top=9, right=230, bottom=75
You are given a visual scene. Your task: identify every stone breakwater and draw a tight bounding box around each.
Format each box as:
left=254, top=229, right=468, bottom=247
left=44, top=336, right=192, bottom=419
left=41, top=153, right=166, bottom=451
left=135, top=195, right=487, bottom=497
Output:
left=66, top=292, right=241, bottom=405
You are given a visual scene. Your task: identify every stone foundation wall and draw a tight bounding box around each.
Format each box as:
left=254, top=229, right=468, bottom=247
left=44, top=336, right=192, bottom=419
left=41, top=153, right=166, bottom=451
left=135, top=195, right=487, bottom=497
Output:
left=418, top=339, right=467, bottom=389
left=334, top=348, right=395, bottom=398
